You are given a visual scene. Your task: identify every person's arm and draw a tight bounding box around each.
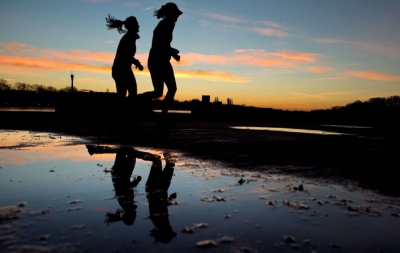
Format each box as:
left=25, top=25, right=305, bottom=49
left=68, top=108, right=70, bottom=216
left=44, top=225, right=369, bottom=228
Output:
left=170, top=48, right=180, bottom=61
left=132, top=58, right=143, bottom=71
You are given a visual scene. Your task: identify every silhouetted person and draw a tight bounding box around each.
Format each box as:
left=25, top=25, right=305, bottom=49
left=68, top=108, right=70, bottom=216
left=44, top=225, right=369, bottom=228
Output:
left=86, top=145, right=160, bottom=226
left=106, top=14, right=143, bottom=123
left=146, top=154, right=177, bottom=243
left=139, top=3, right=182, bottom=128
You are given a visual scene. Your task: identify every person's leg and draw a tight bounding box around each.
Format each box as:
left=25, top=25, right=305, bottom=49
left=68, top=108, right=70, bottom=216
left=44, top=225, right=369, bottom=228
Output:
left=140, top=66, right=164, bottom=100
left=161, top=63, right=177, bottom=116
left=127, top=70, right=137, bottom=98
left=112, top=70, right=128, bottom=121
left=137, top=65, right=165, bottom=117
left=126, top=70, right=138, bottom=119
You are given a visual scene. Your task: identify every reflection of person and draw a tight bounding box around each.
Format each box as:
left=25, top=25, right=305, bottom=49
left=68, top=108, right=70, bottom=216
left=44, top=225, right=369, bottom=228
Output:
left=86, top=145, right=160, bottom=226
left=105, top=15, right=143, bottom=122
left=139, top=3, right=182, bottom=128
left=146, top=154, right=177, bottom=243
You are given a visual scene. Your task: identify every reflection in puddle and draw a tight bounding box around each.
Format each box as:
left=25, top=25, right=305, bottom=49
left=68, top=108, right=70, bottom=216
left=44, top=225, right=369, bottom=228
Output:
left=321, top=124, right=373, bottom=129
left=230, top=126, right=351, bottom=135
left=1, top=132, right=400, bottom=252
left=153, top=109, right=191, bottom=114
left=0, top=107, right=55, bottom=112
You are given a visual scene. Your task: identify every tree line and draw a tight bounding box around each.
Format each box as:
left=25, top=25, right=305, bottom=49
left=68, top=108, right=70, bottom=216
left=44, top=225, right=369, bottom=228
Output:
left=0, top=79, right=78, bottom=93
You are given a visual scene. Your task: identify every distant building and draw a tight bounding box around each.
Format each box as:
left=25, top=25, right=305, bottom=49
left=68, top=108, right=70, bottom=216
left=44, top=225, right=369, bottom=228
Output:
left=202, top=95, right=210, bottom=103
left=227, top=98, right=233, bottom=105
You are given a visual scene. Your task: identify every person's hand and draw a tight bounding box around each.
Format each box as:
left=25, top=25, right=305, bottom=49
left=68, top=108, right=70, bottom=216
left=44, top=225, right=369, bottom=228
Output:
left=172, top=54, right=180, bottom=62
left=133, top=59, right=144, bottom=71
left=171, top=48, right=179, bottom=55
left=136, top=63, right=144, bottom=71
left=171, top=48, right=180, bottom=61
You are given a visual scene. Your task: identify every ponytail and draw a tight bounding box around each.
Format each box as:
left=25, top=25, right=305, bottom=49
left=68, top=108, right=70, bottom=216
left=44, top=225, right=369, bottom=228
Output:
left=105, top=14, right=126, bottom=34
left=153, top=6, right=166, bottom=19
left=153, top=3, right=182, bottom=19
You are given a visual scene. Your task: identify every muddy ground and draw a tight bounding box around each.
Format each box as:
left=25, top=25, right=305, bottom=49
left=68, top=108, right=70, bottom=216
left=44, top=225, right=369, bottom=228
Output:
left=1, top=111, right=399, bottom=196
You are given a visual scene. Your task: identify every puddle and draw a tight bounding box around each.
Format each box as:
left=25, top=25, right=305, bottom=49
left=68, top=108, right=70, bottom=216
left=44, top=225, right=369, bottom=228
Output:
left=153, top=110, right=191, bottom=114
left=1, top=131, right=400, bottom=252
left=321, top=125, right=373, bottom=129
left=230, top=126, right=352, bottom=136
left=0, top=107, right=55, bottom=112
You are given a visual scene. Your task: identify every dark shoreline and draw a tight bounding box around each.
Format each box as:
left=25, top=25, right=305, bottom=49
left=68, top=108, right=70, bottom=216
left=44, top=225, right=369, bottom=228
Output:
left=1, top=111, right=399, bottom=196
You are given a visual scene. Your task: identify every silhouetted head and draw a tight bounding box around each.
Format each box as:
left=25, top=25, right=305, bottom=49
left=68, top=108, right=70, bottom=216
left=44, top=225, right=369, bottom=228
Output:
left=150, top=228, right=177, bottom=244
left=154, top=2, right=182, bottom=22
left=106, top=14, right=139, bottom=34
left=122, top=211, right=137, bottom=226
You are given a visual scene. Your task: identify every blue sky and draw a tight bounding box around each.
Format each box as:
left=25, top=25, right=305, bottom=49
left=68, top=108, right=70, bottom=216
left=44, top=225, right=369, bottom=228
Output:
left=1, top=0, right=399, bottom=110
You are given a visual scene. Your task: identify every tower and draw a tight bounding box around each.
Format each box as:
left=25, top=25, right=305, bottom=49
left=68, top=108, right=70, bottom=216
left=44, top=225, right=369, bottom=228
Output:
left=70, top=70, right=74, bottom=92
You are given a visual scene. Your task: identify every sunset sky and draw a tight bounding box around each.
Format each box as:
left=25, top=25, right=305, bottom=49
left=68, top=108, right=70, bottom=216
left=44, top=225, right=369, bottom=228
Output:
left=1, top=0, right=399, bottom=110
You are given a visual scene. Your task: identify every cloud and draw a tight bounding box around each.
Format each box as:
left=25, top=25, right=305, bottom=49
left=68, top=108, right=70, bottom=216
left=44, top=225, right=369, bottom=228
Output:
left=308, top=67, right=333, bottom=74
left=199, top=11, right=287, bottom=38
left=175, top=69, right=249, bottom=83
left=288, top=91, right=357, bottom=99
left=252, top=28, right=288, bottom=38
left=314, top=37, right=400, bottom=57
left=204, top=13, right=242, bottom=23
left=313, top=38, right=345, bottom=44
left=0, top=42, right=249, bottom=83
left=0, top=41, right=36, bottom=53
left=0, top=55, right=111, bottom=73
left=179, top=50, right=318, bottom=68
left=141, top=7, right=154, bottom=11
left=347, top=71, right=400, bottom=81
left=316, top=77, right=347, bottom=81
left=125, top=2, right=139, bottom=7
left=87, top=0, right=114, bottom=2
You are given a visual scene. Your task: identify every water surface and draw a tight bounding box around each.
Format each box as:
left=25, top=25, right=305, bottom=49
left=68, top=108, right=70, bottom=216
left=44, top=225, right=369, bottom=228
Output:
left=230, top=126, right=351, bottom=136
left=1, top=130, right=399, bottom=252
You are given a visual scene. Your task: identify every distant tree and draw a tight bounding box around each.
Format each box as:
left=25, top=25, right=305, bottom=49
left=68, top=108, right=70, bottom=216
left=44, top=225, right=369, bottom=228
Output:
left=46, top=86, right=58, bottom=93
left=368, top=97, right=386, bottom=107
left=58, top=86, right=78, bottom=93
left=14, top=82, right=31, bottom=91
left=386, top=96, right=400, bottom=107
left=30, top=84, right=46, bottom=94
left=330, top=106, right=342, bottom=111
left=0, top=79, right=12, bottom=90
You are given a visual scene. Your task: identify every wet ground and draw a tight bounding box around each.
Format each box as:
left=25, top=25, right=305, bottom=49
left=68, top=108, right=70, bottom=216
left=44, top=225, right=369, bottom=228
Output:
left=1, top=130, right=400, bottom=252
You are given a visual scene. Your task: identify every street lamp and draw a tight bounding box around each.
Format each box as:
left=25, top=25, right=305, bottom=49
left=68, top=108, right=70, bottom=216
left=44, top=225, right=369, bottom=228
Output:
left=70, top=70, right=74, bottom=93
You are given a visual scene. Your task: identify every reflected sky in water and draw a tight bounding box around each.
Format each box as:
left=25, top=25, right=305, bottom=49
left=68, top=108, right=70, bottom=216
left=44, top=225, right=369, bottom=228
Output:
left=230, top=126, right=352, bottom=135
left=0, top=107, right=55, bottom=112
left=1, top=131, right=400, bottom=252
left=321, top=124, right=373, bottom=129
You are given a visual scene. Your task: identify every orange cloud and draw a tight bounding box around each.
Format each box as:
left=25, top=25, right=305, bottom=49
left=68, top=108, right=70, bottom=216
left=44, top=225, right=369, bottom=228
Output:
left=308, top=67, right=333, bottom=74
left=0, top=55, right=111, bottom=72
left=179, top=50, right=318, bottom=68
left=288, top=91, right=358, bottom=99
left=39, top=49, right=116, bottom=62
left=0, top=41, right=36, bottom=53
left=347, top=71, right=400, bottom=81
left=175, top=69, right=249, bottom=83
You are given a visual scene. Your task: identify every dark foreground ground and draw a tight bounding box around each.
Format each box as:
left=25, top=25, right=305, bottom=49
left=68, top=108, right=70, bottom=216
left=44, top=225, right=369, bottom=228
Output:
left=1, top=111, right=400, bottom=196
